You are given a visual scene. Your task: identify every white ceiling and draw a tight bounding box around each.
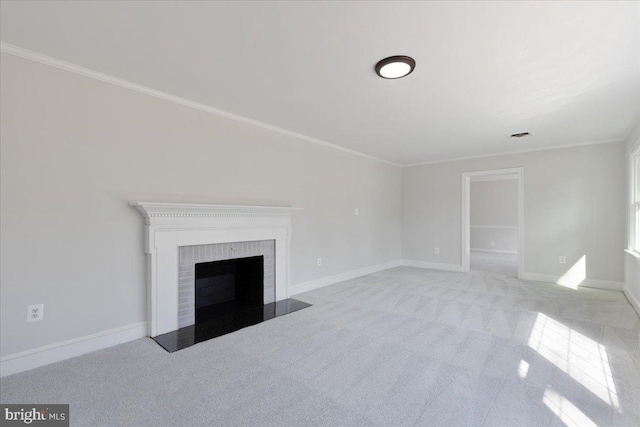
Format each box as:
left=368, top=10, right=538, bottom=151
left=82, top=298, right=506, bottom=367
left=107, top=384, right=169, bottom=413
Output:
left=1, top=1, right=639, bottom=166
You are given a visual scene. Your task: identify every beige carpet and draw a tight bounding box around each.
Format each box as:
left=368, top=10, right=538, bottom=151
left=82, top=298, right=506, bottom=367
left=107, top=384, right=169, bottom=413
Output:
left=2, top=266, right=639, bottom=426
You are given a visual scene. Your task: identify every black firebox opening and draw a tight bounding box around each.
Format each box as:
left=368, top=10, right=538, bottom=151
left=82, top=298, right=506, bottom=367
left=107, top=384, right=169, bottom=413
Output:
left=195, top=255, right=264, bottom=323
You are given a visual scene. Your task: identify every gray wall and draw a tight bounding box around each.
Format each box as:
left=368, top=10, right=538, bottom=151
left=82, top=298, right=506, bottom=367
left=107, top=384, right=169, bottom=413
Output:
left=470, top=179, right=518, bottom=252
left=0, top=54, right=402, bottom=356
left=470, top=227, right=518, bottom=253
left=402, top=142, right=626, bottom=282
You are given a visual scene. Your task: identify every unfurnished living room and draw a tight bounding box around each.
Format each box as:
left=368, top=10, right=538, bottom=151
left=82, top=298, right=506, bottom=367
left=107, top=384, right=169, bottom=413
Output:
left=1, top=1, right=639, bottom=426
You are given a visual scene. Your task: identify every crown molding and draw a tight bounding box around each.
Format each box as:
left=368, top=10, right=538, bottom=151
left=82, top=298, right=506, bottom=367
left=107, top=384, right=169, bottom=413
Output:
left=470, top=225, right=518, bottom=229
left=0, top=42, right=401, bottom=168
left=404, top=138, right=624, bottom=168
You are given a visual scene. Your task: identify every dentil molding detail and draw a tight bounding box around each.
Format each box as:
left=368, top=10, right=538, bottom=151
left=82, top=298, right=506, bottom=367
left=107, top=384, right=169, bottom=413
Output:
left=131, top=202, right=302, bottom=222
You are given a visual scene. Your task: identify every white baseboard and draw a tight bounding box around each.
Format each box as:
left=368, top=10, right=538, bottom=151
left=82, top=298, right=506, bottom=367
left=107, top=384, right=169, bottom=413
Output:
left=470, top=248, right=518, bottom=254
left=521, top=272, right=624, bottom=291
left=291, top=260, right=403, bottom=295
left=624, top=289, right=640, bottom=317
left=0, top=321, right=147, bottom=378
left=402, top=259, right=465, bottom=272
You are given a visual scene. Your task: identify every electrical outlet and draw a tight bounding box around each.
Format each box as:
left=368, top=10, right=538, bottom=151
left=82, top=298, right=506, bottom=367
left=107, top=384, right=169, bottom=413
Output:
left=491, top=241, right=496, bottom=247
left=559, top=256, right=567, bottom=264
left=354, top=208, right=359, bottom=216
left=434, top=247, right=440, bottom=255
left=27, top=304, right=44, bottom=322
left=317, top=258, right=322, bottom=267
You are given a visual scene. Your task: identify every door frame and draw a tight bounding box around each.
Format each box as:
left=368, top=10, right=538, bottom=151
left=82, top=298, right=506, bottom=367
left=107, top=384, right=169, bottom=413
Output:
left=461, top=167, right=524, bottom=278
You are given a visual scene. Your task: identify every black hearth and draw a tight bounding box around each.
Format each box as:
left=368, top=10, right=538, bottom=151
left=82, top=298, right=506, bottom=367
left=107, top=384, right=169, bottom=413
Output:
left=153, top=255, right=311, bottom=353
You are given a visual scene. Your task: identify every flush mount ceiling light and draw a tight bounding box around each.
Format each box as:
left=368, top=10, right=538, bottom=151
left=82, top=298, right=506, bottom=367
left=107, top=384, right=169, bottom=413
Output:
left=375, top=55, right=416, bottom=79
left=510, top=132, right=531, bottom=139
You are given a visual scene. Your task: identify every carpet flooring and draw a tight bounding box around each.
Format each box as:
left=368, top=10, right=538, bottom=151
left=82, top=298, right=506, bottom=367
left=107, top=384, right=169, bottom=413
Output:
left=470, top=250, right=518, bottom=276
left=1, top=266, right=639, bottom=426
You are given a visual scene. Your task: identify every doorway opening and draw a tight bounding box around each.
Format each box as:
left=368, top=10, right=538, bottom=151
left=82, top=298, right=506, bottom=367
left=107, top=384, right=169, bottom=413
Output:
left=462, top=168, right=523, bottom=278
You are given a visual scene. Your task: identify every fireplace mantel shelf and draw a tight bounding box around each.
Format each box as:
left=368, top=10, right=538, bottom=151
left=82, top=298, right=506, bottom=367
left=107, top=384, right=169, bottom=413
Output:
left=131, top=202, right=303, bottom=221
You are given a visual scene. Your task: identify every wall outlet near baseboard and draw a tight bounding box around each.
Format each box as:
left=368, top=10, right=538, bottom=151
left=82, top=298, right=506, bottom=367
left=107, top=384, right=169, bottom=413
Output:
left=491, top=241, right=496, bottom=247
left=434, top=247, right=440, bottom=255
left=354, top=208, right=359, bottom=216
left=559, top=256, right=567, bottom=264
left=317, top=258, right=322, bottom=267
left=27, top=304, right=44, bottom=322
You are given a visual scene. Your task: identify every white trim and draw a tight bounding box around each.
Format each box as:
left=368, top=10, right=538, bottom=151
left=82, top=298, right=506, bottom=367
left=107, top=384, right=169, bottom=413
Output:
left=0, top=42, right=400, bottom=168
left=630, top=133, right=640, bottom=154
left=131, top=202, right=302, bottom=221
left=625, top=248, right=640, bottom=260
left=629, top=143, right=640, bottom=252
left=462, top=168, right=524, bottom=279
left=0, top=322, right=147, bottom=378
left=471, top=248, right=518, bottom=254
left=290, top=260, right=403, bottom=295
left=521, top=272, right=624, bottom=291
left=470, top=174, right=518, bottom=182
left=470, top=225, right=518, bottom=230
left=404, top=139, right=624, bottom=168
left=624, top=290, right=640, bottom=318
left=401, top=259, right=465, bottom=272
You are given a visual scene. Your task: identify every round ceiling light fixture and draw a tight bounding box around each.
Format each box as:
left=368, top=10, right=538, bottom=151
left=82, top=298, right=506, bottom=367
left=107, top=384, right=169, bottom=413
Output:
left=375, top=55, right=416, bottom=79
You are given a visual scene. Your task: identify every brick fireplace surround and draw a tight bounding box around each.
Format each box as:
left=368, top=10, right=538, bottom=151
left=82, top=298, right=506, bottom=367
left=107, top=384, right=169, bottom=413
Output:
left=177, top=240, right=275, bottom=328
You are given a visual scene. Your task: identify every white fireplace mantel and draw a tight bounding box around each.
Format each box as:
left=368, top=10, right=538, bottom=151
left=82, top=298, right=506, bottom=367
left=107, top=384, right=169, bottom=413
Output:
left=131, top=202, right=302, bottom=337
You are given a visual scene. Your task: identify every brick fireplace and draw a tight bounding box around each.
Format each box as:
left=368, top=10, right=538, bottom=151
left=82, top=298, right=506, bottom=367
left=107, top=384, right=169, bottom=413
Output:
left=131, top=202, right=301, bottom=337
